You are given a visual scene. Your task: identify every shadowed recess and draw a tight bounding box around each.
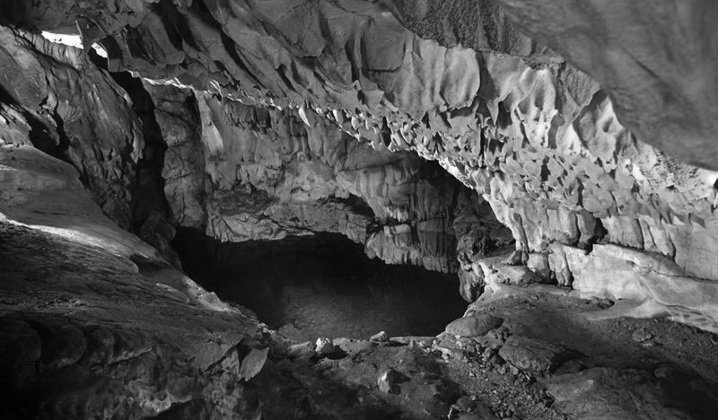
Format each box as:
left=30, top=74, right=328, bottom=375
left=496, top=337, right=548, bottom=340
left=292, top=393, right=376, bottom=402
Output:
left=173, top=228, right=467, bottom=341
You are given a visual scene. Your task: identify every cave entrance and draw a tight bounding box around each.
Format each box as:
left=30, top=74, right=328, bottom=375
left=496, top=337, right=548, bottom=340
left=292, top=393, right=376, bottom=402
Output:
left=173, top=229, right=467, bottom=341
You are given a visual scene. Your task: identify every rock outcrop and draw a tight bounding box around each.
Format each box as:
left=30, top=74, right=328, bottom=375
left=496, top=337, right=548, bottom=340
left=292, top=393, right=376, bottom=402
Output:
left=0, top=144, right=268, bottom=419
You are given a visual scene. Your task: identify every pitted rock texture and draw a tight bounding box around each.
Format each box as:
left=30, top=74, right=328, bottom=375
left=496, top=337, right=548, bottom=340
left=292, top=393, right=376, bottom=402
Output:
left=149, top=86, right=512, bottom=273
left=1, top=0, right=717, bottom=331
left=0, top=18, right=512, bottom=291
left=3, top=4, right=718, bottom=418
left=492, top=0, right=718, bottom=170
left=7, top=0, right=717, bottom=165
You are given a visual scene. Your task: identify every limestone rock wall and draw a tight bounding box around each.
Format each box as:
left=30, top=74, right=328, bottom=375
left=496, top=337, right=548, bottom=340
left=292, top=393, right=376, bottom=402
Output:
left=491, top=0, right=718, bottom=170
left=0, top=16, right=511, bottom=293
left=0, top=144, right=269, bottom=419
left=148, top=87, right=512, bottom=275
left=0, top=221, right=267, bottom=419
left=0, top=26, right=143, bottom=228
left=1, top=0, right=717, bottom=330
left=146, top=82, right=206, bottom=228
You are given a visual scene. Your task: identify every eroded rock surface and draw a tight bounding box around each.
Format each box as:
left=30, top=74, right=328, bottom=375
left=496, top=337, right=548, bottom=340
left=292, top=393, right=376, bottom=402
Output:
left=0, top=26, right=143, bottom=228
left=0, top=222, right=268, bottom=419
left=1, top=1, right=718, bottom=418
left=0, top=146, right=268, bottom=419
left=152, top=87, right=512, bottom=273
left=492, top=0, right=718, bottom=170
left=1, top=0, right=717, bottom=331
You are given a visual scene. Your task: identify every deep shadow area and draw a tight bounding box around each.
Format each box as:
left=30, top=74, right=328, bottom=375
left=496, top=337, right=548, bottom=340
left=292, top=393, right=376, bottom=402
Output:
left=173, top=228, right=467, bottom=341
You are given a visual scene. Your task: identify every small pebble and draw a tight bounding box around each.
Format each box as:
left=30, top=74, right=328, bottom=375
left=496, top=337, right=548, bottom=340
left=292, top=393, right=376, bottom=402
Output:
left=370, top=331, right=388, bottom=342
left=632, top=327, right=653, bottom=343
left=377, top=368, right=399, bottom=393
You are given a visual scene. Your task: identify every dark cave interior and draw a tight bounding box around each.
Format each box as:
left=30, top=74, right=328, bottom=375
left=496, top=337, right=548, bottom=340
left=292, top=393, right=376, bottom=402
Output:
left=174, top=228, right=467, bottom=341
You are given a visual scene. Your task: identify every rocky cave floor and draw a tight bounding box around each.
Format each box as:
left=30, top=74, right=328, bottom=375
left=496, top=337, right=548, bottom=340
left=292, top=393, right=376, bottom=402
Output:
left=255, top=289, right=718, bottom=420
left=3, top=218, right=718, bottom=420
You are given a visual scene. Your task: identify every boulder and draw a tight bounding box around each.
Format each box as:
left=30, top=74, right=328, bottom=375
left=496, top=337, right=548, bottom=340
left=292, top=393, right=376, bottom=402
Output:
left=445, top=314, right=504, bottom=337
left=498, top=335, right=568, bottom=372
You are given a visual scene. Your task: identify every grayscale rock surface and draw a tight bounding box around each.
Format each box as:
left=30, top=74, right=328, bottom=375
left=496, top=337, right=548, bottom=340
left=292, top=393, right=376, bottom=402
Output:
left=0, top=0, right=717, bottom=418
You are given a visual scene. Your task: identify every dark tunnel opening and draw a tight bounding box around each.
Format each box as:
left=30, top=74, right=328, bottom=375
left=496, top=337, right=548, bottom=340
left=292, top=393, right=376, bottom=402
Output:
left=173, top=228, right=467, bottom=341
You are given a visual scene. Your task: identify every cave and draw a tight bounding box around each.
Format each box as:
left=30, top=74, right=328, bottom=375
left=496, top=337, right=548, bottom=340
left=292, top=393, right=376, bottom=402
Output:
left=2, top=1, right=718, bottom=419
left=174, top=229, right=467, bottom=340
